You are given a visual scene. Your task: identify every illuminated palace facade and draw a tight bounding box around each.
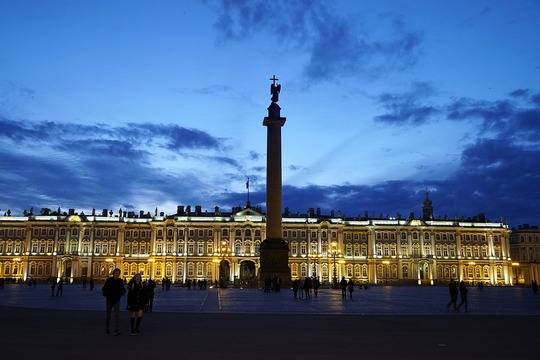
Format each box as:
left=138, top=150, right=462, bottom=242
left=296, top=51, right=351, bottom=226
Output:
left=0, top=199, right=514, bottom=286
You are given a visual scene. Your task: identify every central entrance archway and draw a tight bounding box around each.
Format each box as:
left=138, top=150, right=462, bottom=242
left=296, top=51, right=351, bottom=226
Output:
left=219, top=260, right=230, bottom=287
left=240, top=260, right=257, bottom=288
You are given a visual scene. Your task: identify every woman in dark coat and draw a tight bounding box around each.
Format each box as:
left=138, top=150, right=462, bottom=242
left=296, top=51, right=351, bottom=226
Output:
left=127, top=273, right=147, bottom=335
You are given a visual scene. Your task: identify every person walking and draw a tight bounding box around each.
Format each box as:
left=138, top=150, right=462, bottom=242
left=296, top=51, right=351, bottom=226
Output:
left=147, top=278, right=156, bottom=311
left=447, top=279, right=458, bottom=310
left=340, top=277, right=347, bottom=300
left=50, top=278, right=56, bottom=297
left=89, top=277, right=95, bottom=291
left=102, top=268, right=126, bottom=335
left=347, top=279, right=354, bottom=300
left=304, top=277, right=312, bottom=299
left=313, top=277, right=320, bottom=297
left=531, top=280, right=538, bottom=294
left=292, top=279, right=299, bottom=299
left=457, top=281, right=468, bottom=313
left=127, top=273, right=147, bottom=335
left=56, top=278, right=64, bottom=297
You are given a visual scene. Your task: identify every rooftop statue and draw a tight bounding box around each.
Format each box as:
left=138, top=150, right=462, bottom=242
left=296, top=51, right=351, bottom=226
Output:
left=270, top=75, right=280, bottom=103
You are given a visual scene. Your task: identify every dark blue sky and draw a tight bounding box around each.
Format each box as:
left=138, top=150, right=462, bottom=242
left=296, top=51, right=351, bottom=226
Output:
left=0, top=0, right=539, bottom=225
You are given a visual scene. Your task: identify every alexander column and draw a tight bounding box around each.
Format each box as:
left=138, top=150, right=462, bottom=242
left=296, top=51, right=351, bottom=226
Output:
left=259, top=75, right=291, bottom=287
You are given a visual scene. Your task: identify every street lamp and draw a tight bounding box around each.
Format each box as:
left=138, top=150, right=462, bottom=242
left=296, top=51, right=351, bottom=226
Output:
left=331, top=241, right=338, bottom=288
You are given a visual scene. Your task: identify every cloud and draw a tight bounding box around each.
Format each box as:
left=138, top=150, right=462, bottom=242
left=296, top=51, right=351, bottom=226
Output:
left=211, top=0, right=421, bottom=81
left=374, top=82, right=439, bottom=125
left=218, top=137, right=540, bottom=225
left=0, top=118, right=223, bottom=151
left=248, top=150, right=260, bottom=160
left=509, top=88, right=530, bottom=98
left=0, top=117, right=238, bottom=214
left=446, top=95, right=540, bottom=140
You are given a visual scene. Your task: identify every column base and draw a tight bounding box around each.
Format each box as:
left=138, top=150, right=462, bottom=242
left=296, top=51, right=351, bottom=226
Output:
left=259, top=238, right=291, bottom=288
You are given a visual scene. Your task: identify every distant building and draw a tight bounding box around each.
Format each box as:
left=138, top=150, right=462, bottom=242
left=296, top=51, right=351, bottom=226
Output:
left=510, top=225, right=540, bottom=284
left=0, top=199, right=513, bottom=286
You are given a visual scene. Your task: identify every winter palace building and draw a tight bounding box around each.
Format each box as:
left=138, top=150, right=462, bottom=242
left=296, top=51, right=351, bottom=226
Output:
left=0, top=194, right=518, bottom=286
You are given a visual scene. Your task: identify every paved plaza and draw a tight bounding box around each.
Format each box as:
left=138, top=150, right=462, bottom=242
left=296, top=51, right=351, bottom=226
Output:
left=1, top=285, right=539, bottom=359
left=0, top=283, right=539, bottom=315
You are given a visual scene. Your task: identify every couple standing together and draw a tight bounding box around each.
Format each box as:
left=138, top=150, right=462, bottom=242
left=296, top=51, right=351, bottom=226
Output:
left=102, top=268, right=150, bottom=335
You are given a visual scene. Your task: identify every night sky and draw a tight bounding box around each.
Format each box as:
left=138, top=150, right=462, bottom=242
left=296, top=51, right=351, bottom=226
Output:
left=1, top=0, right=539, bottom=225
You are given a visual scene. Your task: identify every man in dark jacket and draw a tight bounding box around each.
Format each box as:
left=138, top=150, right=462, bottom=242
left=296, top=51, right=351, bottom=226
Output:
left=102, top=268, right=126, bottom=335
left=340, top=277, right=348, bottom=300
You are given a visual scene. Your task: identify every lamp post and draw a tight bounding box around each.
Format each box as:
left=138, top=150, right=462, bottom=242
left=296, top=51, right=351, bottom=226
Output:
left=331, top=241, right=338, bottom=288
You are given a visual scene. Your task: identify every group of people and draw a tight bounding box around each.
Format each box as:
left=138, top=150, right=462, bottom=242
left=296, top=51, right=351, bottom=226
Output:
left=447, top=279, right=469, bottom=312
left=161, top=277, right=172, bottom=291
left=81, top=277, right=95, bottom=290
left=263, top=276, right=282, bottom=292
left=292, top=276, right=321, bottom=299
left=186, top=278, right=208, bottom=290
left=102, top=269, right=157, bottom=336
left=339, top=277, right=356, bottom=300
left=50, top=278, right=65, bottom=296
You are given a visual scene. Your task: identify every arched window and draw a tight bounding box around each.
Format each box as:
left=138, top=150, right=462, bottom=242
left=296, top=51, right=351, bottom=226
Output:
left=300, top=263, right=307, bottom=277
left=291, top=263, right=299, bottom=278
left=346, top=264, right=353, bottom=277
left=362, top=264, right=368, bottom=277
left=138, top=263, right=146, bottom=275
left=322, top=264, right=329, bottom=280
left=290, top=241, right=297, bottom=256
left=391, top=264, right=398, bottom=278
left=402, top=265, right=408, bottom=278
left=354, top=264, right=361, bottom=278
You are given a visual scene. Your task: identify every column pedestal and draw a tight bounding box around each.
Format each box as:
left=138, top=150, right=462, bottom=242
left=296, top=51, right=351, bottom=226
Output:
left=259, top=238, right=291, bottom=287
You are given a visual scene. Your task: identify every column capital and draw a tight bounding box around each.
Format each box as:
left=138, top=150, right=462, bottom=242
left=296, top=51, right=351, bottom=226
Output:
left=263, top=116, right=286, bottom=127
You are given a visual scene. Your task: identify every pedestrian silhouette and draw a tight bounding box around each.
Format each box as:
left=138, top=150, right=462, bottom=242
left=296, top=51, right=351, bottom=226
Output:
left=447, top=279, right=458, bottom=310
left=313, top=277, right=320, bottom=297
left=292, top=279, right=299, bottom=299
left=147, top=279, right=156, bottom=311
left=532, top=280, right=538, bottom=295
left=102, top=268, right=126, bottom=335
left=457, top=281, right=468, bottom=312
left=340, top=277, right=347, bottom=300
left=56, top=278, right=64, bottom=296
left=347, top=279, right=354, bottom=300
left=51, top=278, right=56, bottom=297
left=127, top=273, right=147, bottom=335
